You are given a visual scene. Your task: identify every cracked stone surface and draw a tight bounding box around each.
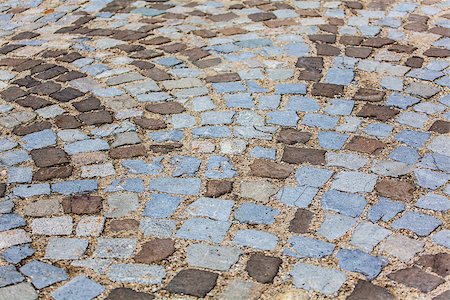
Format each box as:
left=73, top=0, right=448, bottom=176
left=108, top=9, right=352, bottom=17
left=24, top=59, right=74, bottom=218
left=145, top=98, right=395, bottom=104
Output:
left=0, top=0, right=449, bottom=299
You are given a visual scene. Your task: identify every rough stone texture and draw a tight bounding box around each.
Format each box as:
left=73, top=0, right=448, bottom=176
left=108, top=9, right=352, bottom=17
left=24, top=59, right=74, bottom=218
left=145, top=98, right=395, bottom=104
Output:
left=166, top=269, right=218, bottom=298
left=134, top=239, right=175, bottom=264
left=245, top=254, right=282, bottom=284
left=388, top=267, right=445, bottom=293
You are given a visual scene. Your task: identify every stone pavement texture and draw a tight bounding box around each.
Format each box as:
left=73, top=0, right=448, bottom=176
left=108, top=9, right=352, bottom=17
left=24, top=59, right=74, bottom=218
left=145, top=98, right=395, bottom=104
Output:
left=0, top=0, right=449, bottom=299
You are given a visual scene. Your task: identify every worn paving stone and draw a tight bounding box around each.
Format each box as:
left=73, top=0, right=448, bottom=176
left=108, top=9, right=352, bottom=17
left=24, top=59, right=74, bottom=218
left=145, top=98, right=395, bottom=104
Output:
left=166, top=269, right=218, bottom=298
left=0, top=0, right=448, bottom=297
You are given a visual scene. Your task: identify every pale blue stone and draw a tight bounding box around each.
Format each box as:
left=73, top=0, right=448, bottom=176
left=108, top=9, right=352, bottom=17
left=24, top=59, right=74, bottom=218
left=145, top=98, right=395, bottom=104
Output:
left=51, top=276, right=104, bottom=300
left=284, top=43, right=310, bottom=56
left=200, top=111, right=235, bottom=125
left=351, top=222, right=390, bottom=252
left=250, top=146, right=276, bottom=160
left=275, top=83, right=307, bottom=94
left=0, top=214, right=26, bottom=231
left=317, top=213, right=357, bottom=240
left=291, top=263, right=346, bottom=295
left=7, top=167, right=32, bottom=183
left=359, top=25, right=381, bottom=36
left=21, top=129, right=56, bottom=151
left=407, top=68, right=444, bottom=81
left=205, top=156, right=236, bottom=179
left=94, top=238, right=136, bottom=259
left=416, top=193, right=450, bottom=212
left=223, top=93, right=254, bottom=108
left=186, top=244, right=241, bottom=271
left=235, top=202, right=279, bottom=225
left=295, top=166, right=333, bottom=187
left=13, top=184, right=50, bottom=198
left=82, top=64, right=108, bottom=76
left=107, top=264, right=165, bottom=284
left=0, top=138, right=17, bottom=152
left=368, top=197, right=405, bottom=222
left=396, top=112, right=428, bottom=128
left=155, top=57, right=181, bottom=67
left=20, top=260, right=68, bottom=289
left=284, top=236, right=335, bottom=258
left=189, top=96, right=216, bottom=111
left=418, top=153, right=450, bottom=173
left=302, top=114, right=339, bottom=130
left=137, top=92, right=171, bottom=102
left=212, top=82, right=246, bottom=93
left=235, top=39, right=272, bottom=48
left=122, top=158, right=163, bottom=175
left=192, top=126, right=231, bottom=138
left=414, top=102, right=446, bottom=114
left=171, top=156, right=200, bottom=177
left=93, top=87, right=124, bottom=97
left=238, top=69, right=263, bottom=80
left=140, top=218, right=176, bottom=238
left=432, top=230, right=450, bottom=249
left=1, top=244, right=34, bottom=264
left=392, top=212, right=442, bottom=236
left=325, top=99, right=354, bottom=115
left=0, top=201, right=13, bottom=213
left=325, top=69, right=354, bottom=85
left=389, top=147, right=419, bottom=164
left=318, top=132, right=349, bottom=149
left=52, top=180, right=97, bottom=195
left=337, top=249, right=384, bottom=280
left=171, top=114, right=196, bottom=129
left=364, top=123, right=393, bottom=138
left=267, top=69, right=294, bottom=81
left=176, top=218, right=230, bottom=243
left=64, top=139, right=109, bottom=155
left=0, top=265, right=24, bottom=288
left=387, top=93, right=420, bottom=109
left=132, top=7, right=165, bottom=16
left=150, top=178, right=201, bottom=195
left=104, top=178, right=145, bottom=193
left=143, top=194, right=182, bottom=218
left=0, top=150, right=30, bottom=166
left=381, top=76, right=403, bottom=91
left=285, top=96, right=320, bottom=112
left=427, top=60, right=450, bottom=71
left=175, top=87, right=209, bottom=99
left=232, top=229, right=278, bottom=250
left=247, top=80, right=268, bottom=93
left=186, top=198, right=234, bottom=221
left=395, top=130, right=430, bottom=148
left=277, top=186, right=318, bottom=207
left=266, top=111, right=299, bottom=127
left=321, top=190, right=367, bottom=217
left=415, top=169, right=449, bottom=190
left=150, top=130, right=183, bottom=142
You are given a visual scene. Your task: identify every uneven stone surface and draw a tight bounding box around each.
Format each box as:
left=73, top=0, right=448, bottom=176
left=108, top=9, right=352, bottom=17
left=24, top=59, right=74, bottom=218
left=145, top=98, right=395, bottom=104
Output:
left=0, top=0, right=448, bottom=298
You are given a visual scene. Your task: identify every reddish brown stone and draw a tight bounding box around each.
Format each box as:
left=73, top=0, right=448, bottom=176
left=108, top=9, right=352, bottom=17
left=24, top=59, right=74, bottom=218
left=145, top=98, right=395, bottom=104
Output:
left=248, top=12, right=276, bottom=22
left=340, top=35, right=363, bottom=45
left=344, top=1, right=363, bottom=9
left=424, top=47, right=450, bottom=57
left=362, top=37, right=395, bottom=48
left=16, top=95, right=53, bottom=110
left=345, top=136, right=384, bottom=154
left=12, top=76, right=40, bottom=88
left=417, top=253, right=450, bottom=277
left=109, top=145, right=147, bottom=159
left=205, top=73, right=241, bottom=83
left=316, top=44, right=340, bottom=56
left=134, top=117, right=166, bottom=130
left=62, top=195, right=103, bottom=214
left=193, top=58, right=222, bottom=69
left=131, top=60, right=155, bottom=70
left=141, top=36, right=171, bottom=45
left=348, top=280, right=394, bottom=300
left=345, top=46, right=372, bottom=58
left=282, top=147, right=326, bottom=165
left=166, top=269, right=218, bottom=298
left=406, top=56, right=424, bottom=68
left=79, top=110, right=113, bottom=125
left=357, top=104, right=400, bottom=121
left=289, top=209, right=314, bottom=234
left=388, top=267, right=444, bottom=293
left=296, top=57, right=323, bottom=70
left=245, top=254, right=282, bottom=284
left=131, top=49, right=162, bottom=59
left=73, top=97, right=101, bottom=112
left=56, top=71, right=86, bottom=82
left=143, top=68, right=171, bottom=81
left=106, top=288, right=154, bottom=300
left=318, top=24, right=338, bottom=34
left=388, top=45, right=417, bottom=53
left=193, top=29, right=216, bottom=38
left=205, top=180, right=233, bottom=197
left=134, top=239, right=175, bottom=264
left=429, top=120, right=450, bottom=134
left=149, top=143, right=183, bottom=154
left=433, top=291, right=450, bottom=300
left=277, top=129, right=311, bottom=145
left=299, top=70, right=322, bottom=81
left=0, top=183, right=6, bottom=198
left=55, top=115, right=82, bottom=129
left=208, top=12, right=238, bottom=22
left=354, top=88, right=385, bottom=102
left=145, top=102, right=185, bottom=114
left=50, top=87, right=84, bottom=102
left=158, top=43, right=187, bottom=53
left=57, top=52, right=83, bottom=63
left=0, top=87, right=28, bottom=101
left=13, top=121, right=52, bottom=136
left=312, top=83, right=344, bottom=97
left=249, top=159, right=293, bottom=179
left=218, top=27, right=247, bottom=36
left=264, top=19, right=297, bottom=28
left=31, top=147, right=69, bottom=167
left=34, top=66, right=68, bottom=80
left=404, top=22, right=428, bottom=32
left=308, top=34, right=336, bottom=43
left=375, top=178, right=415, bottom=202
left=33, top=165, right=73, bottom=181
left=109, top=219, right=139, bottom=232
left=429, top=26, right=450, bottom=37
left=181, top=48, right=210, bottom=61
left=29, top=82, right=61, bottom=96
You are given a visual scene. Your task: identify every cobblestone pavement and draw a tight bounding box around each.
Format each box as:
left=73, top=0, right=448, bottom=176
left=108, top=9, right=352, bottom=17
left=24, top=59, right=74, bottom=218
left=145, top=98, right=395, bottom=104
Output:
left=0, top=0, right=449, bottom=299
